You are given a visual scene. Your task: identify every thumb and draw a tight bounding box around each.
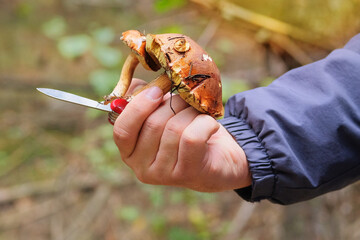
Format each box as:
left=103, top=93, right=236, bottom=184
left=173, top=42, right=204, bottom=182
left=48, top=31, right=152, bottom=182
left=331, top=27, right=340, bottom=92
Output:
left=113, top=86, right=163, bottom=158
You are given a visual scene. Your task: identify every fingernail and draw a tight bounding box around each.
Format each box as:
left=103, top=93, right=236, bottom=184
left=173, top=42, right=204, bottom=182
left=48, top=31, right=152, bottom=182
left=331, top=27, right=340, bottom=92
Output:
left=145, top=87, right=163, bottom=101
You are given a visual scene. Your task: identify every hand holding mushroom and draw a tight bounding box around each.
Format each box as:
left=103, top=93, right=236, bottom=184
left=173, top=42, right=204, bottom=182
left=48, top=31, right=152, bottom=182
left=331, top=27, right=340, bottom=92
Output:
left=112, top=30, right=251, bottom=191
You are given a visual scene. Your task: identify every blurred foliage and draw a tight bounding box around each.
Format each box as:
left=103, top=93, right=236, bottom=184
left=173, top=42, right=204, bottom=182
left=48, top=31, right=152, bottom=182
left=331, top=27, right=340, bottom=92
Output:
left=41, top=17, right=123, bottom=96
left=0, top=0, right=359, bottom=239
left=117, top=205, right=141, bottom=222
left=154, top=0, right=187, bottom=13
left=232, top=0, right=360, bottom=38
left=168, top=227, right=198, bottom=240
left=41, top=16, right=67, bottom=39
left=222, top=77, right=251, bottom=103
left=57, top=34, right=93, bottom=59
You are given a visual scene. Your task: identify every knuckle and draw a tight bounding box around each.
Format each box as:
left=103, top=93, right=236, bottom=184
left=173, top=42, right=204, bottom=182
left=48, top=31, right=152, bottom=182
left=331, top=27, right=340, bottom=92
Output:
left=197, top=114, right=216, bottom=125
left=113, top=123, right=131, bottom=143
left=135, top=170, right=149, bottom=184
left=172, top=169, right=197, bottom=186
left=143, top=117, right=162, bottom=133
left=134, top=168, right=159, bottom=185
left=199, top=114, right=213, bottom=121
left=149, top=165, right=170, bottom=185
left=164, top=119, right=183, bottom=136
left=181, top=130, right=199, bottom=146
left=171, top=170, right=185, bottom=183
left=130, top=102, right=146, bottom=116
left=197, top=114, right=218, bottom=130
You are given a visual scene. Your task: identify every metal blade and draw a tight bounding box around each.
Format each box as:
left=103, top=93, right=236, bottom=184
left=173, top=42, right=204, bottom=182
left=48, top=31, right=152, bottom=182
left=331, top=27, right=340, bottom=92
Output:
left=37, top=88, right=112, bottom=112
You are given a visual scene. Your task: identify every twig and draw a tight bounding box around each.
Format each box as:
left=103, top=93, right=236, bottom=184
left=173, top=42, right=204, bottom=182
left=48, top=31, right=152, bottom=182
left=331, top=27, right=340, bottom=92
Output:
left=0, top=177, right=93, bottom=204
left=0, top=198, right=78, bottom=230
left=63, top=184, right=111, bottom=240
left=224, top=201, right=256, bottom=240
left=197, top=18, right=221, bottom=48
left=64, top=0, right=124, bottom=8
left=269, top=33, right=313, bottom=65
left=50, top=167, right=78, bottom=240
left=51, top=211, right=64, bottom=240
left=0, top=175, right=132, bottom=204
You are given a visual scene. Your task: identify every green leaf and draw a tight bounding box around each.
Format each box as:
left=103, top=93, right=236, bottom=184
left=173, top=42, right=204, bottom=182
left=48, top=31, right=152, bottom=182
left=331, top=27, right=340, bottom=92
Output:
left=149, top=187, right=164, bottom=208
left=92, top=45, right=122, bottom=67
left=87, top=149, right=105, bottom=165
left=150, top=215, right=167, bottom=235
left=57, top=34, right=92, bottom=59
left=92, top=27, right=116, bottom=44
left=0, top=151, right=8, bottom=167
left=154, top=0, right=187, bottom=13
left=168, top=227, right=198, bottom=240
left=170, top=190, right=185, bottom=204
left=117, top=206, right=140, bottom=222
left=15, top=2, right=33, bottom=19
left=103, top=139, right=119, bottom=156
left=42, top=17, right=67, bottom=39
left=89, top=69, right=119, bottom=96
left=157, top=25, right=183, bottom=34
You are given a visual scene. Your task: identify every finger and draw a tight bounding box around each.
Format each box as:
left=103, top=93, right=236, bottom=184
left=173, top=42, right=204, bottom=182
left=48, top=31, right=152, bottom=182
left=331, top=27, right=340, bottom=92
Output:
left=129, top=95, right=189, bottom=169
left=163, top=91, right=172, bottom=101
left=126, top=78, right=147, bottom=95
left=149, top=107, right=199, bottom=182
left=175, top=115, right=220, bottom=178
left=113, top=86, right=163, bottom=160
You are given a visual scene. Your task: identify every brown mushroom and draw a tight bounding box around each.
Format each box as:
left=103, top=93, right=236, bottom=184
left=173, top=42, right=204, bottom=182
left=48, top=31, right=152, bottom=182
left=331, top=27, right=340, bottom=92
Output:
left=105, top=30, right=224, bottom=118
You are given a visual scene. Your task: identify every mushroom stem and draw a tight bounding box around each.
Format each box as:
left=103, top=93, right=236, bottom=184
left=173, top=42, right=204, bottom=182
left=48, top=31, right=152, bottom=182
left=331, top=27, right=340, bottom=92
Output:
left=105, top=53, right=139, bottom=103
left=133, top=72, right=172, bottom=96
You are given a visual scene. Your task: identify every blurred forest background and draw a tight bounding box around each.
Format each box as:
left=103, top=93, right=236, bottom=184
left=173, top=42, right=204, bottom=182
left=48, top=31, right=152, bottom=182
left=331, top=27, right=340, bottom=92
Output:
left=0, top=0, right=359, bottom=239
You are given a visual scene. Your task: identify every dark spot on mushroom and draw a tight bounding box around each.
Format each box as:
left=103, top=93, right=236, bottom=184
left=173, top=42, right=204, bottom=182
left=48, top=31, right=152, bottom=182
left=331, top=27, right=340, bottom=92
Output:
left=185, top=62, right=211, bottom=83
left=165, top=53, right=171, bottom=63
left=168, top=36, right=185, bottom=41
left=185, top=74, right=211, bottom=83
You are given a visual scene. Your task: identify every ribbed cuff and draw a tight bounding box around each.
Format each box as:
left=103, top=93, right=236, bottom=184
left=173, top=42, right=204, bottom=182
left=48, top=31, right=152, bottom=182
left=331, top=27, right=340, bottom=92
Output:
left=218, top=116, right=276, bottom=202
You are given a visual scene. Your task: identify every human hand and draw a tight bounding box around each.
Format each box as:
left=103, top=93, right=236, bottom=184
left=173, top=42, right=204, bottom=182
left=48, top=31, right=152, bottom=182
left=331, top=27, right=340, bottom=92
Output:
left=113, top=80, right=251, bottom=192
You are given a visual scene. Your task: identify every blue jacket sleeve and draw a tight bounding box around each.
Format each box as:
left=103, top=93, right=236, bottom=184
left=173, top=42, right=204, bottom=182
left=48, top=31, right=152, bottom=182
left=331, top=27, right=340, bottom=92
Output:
left=218, top=34, right=360, bottom=205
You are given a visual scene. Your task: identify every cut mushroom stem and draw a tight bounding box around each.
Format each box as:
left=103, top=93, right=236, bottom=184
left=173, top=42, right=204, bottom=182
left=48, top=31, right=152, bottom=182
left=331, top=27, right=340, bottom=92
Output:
left=132, top=72, right=172, bottom=96
left=105, top=53, right=139, bottom=103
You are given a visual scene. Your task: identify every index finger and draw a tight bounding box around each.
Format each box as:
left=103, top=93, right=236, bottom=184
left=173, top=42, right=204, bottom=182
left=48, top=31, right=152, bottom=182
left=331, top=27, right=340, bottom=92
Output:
left=113, top=86, right=164, bottom=159
left=125, top=78, right=147, bottom=95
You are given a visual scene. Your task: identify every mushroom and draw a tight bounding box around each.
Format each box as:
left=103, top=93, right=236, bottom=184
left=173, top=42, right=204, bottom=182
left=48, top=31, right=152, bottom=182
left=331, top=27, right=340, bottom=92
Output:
left=105, top=30, right=224, bottom=118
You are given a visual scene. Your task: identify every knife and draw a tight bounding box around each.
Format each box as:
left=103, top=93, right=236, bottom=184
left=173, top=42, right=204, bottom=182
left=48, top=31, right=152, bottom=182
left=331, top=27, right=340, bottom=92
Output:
left=37, top=88, right=112, bottom=112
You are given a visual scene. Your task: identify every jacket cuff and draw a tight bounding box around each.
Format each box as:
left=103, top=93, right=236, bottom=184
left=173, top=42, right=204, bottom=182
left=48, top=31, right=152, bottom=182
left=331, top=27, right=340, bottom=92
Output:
left=218, top=116, right=277, bottom=202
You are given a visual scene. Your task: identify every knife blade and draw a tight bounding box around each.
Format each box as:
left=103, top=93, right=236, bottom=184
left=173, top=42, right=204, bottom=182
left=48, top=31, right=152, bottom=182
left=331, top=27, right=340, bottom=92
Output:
left=37, top=88, right=112, bottom=112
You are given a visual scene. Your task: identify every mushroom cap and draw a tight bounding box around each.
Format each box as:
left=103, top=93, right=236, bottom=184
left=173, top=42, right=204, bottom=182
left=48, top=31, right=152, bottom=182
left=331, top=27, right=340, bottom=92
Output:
left=145, top=33, right=224, bottom=118
left=121, top=30, right=146, bottom=56
left=121, top=30, right=161, bottom=71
